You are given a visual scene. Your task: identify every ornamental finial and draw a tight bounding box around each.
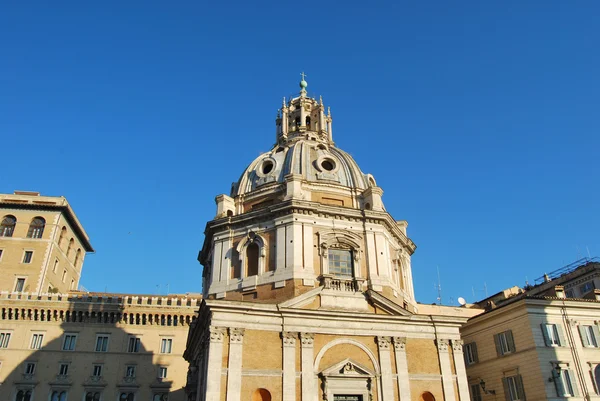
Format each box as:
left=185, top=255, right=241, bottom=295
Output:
left=299, top=72, right=308, bottom=90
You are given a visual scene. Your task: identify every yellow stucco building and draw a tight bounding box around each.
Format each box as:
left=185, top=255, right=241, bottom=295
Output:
left=0, top=191, right=200, bottom=401
left=184, top=78, right=481, bottom=401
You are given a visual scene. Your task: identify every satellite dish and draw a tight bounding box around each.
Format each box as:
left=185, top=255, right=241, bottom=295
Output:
left=457, top=297, right=467, bottom=306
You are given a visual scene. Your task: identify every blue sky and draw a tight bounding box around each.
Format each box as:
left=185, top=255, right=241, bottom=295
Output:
left=1, top=2, right=599, bottom=304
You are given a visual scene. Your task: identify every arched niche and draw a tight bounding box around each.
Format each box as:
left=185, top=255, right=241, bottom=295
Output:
left=234, top=232, right=267, bottom=279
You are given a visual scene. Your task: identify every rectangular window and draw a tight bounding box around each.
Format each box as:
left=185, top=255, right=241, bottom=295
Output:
left=0, top=249, right=3, bottom=261
left=495, top=330, right=516, bottom=356
left=504, top=375, right=525, bottom=401
left=160, top=338, right=172, bottom=354
left=59, top=363, right=69, bottom=376
left=0, top=332, right=11, bottom=348
left=565, top=289, right=575, bottom=298
left=62, top=334, right=77, bottom=351
left=15, top=278, right=25, bottom=292
left=95, top=335, right=109, bottom=352
left=92, top=364, right=102, bottom=377
left=580, top=325, right=600, bottom=347
left=22, top=251, right=33, bottom=263
left=158, top=366, right=168, bottom=379
left=470, top=383, right=482, bottom=401
left=62, top=269, right=67, bottom=283
left=53, top=259, right=59, bottom=273
left=464, top=342, right=479, bottom=365
left=128, top=337, right=141, bottom=353
left=541, top=323, right=564, bottom=346
left=553, top=368, right=579, bottom=397
left=25, top=362, right=36, bottom=375
left=580, top=281, right=595, bottom=295
left=328, top=249, right=353, bottom=276
left=126, top=365, right=136, bottom=378
left=30, top=333, right=44, bottom=349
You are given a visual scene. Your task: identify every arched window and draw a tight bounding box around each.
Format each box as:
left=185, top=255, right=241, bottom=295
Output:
left=305, top=116, right=311, bottom=128
left=51, top=391, right=67, bottom=401
left=120, top=393, right=135, bottom=401
left=294, top=117, right=301, bottom=128
left=0, top=215, right=16, bottom=237
left=27, top=217, right=45, bottom=239
left=16, top=390, right=32, bottom=401
left=246, top=242, right=259, bottom=277
left=252, top=389, right=272, bottom=401
left=328, top=249, right=353, bottom=277
left=67, top=238, right=74, bottom=258
left=153, top=393, right=168, bottom=401
left=74, top=249, right=82, bottom=267
left=85, top=392, right=101, bottom=401
left=59, top=226, right=67, bottom=247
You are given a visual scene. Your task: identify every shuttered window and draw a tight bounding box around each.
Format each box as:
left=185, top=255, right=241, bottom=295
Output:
left=494, top=330, right=516, bottom=356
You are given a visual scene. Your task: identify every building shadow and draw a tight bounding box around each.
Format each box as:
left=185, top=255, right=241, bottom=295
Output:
left=0, top=292, right=192, bottom=401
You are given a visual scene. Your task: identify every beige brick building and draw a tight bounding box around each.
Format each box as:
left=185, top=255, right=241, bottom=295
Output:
left=0, top=192, right=200, bottom=401
left=0, top=191, right=93, bottom=295
left=461, top=259, right=600, bottom=401
left=184, top=77, right=482, bottom=401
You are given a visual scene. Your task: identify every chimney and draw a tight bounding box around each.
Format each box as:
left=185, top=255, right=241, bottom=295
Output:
left=555, top=285, right=565, bottom=299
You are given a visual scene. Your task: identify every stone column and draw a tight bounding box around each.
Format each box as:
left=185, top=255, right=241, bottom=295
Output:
left=226, top=328, right=245, bottom=401
left=301, top=333, right=316, bottom=401
left=377, top=336, right=394, bottom=401
left=393, top=337, right=411, bottom=401
left=451, top=340, right=470, bottom=401
left=206, top=327, right=227, bottom=401
left=436, top=339, right=456, bottom=401
left=283, top=332, right=297, bottom=401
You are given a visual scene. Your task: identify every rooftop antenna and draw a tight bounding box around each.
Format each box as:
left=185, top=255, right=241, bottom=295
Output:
left=586, top=246, right=592, bottom=259
left=472, top=286, right=476, bottom=299
left=166, top=283, right=170, bottom=295
left=436, top=266, right=443, bottom=305
left=484, top=282, right=488, bottom=297
left=458, top=296, right=467, bottom=306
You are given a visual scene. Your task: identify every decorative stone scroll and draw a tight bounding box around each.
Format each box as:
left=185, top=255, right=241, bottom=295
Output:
left=229, top=328, right=245, bottom=343
left=392, top=336, right=407, bottom=351
left=301, top=332, right=315, bottom=347
left=209, top=327, right=226, bottom=343
left=436, top=338, right=449, bottom=352
left=282, top=331, right=297, bottom=347
left=377, top=336, right=391, bottom=349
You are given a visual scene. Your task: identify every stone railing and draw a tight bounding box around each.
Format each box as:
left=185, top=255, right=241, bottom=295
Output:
left=320, top=275, right=365, bottom=292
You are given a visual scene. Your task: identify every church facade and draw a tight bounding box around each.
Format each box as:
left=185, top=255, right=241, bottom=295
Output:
left=184, top=78, right=481, bottom=401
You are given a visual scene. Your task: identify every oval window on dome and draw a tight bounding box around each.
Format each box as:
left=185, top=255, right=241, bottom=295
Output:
left=321, top=159, right=335, bottom=172
left=262, top=160, right=274, bottom=175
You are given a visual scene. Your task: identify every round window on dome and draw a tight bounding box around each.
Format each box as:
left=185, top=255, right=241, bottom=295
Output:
left=262, top=160, right=274, bottom=175
left=321, top=159, right=335, bottom=172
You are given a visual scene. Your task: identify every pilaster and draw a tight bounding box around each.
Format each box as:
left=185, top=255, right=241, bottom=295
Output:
left=377, top=336, right=394, bottom=401
left=393, top=337, right=411, bottom=401
left=436, top=339, right=456, bottom=401
left=301, top=333, right=316, bottom=401
left=226, top=328, right=245, bottom=401
left=283, top=331, right=297, bottom=401
left=451, top=340, right=470, bottom=401
left=206, top=327, right=227, bottom=401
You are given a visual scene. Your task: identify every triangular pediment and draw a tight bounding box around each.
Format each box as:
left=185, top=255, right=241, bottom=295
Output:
left=321, top=358, right=374, bottom=377
left=278, top=286, right=324, bottom=309
left=365, top=290, right=412, bottom=316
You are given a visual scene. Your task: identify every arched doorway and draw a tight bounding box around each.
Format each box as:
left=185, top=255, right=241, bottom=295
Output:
left=420, top=392, right=435, bottom=401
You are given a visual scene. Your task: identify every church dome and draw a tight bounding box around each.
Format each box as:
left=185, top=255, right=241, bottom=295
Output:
left=232, top=139, right=374, bottom=197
